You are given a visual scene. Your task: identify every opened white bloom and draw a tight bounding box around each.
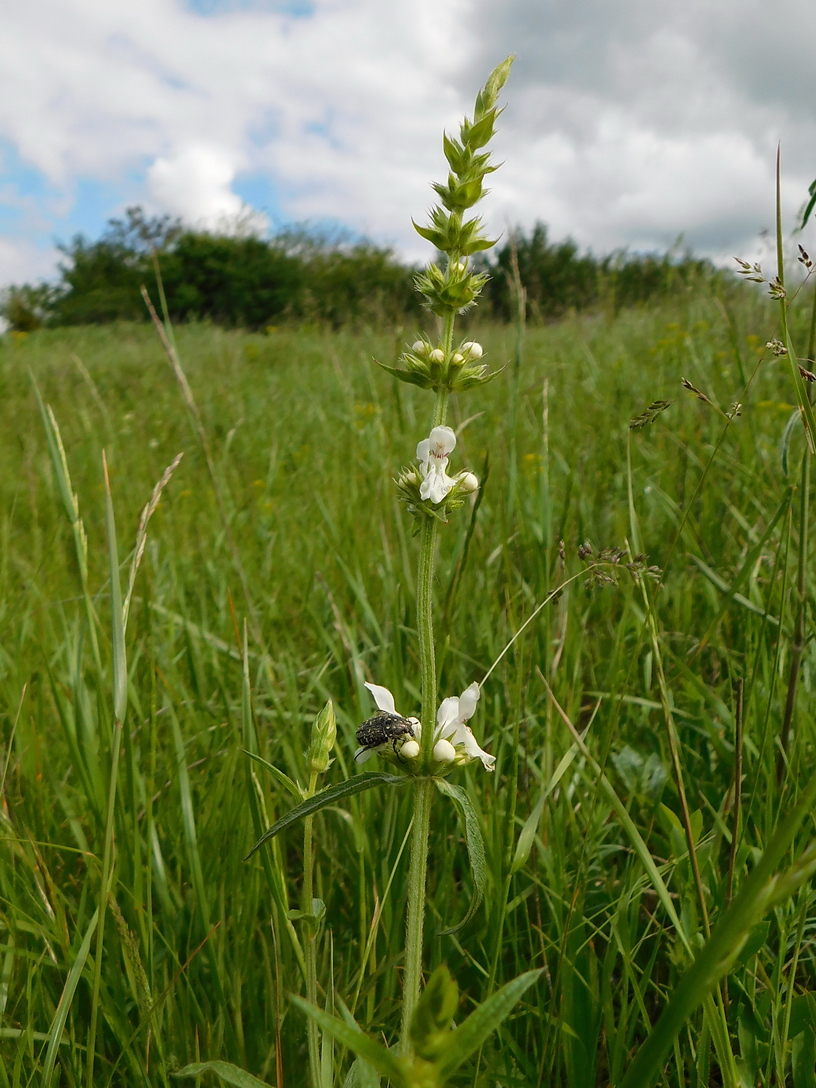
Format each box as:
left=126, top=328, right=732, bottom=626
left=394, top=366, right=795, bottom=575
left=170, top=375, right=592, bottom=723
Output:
left=357, top=681, right=495, bottom=771
left=416, top=426, right=457, bottom=504
left=436, top=682, right=495, bottom=770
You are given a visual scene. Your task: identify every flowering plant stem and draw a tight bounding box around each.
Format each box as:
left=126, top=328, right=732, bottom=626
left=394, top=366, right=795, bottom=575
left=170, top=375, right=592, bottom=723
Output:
left=303, top=769, right=321, bottom=1087
left=400, top=330, right=453, bottom=1054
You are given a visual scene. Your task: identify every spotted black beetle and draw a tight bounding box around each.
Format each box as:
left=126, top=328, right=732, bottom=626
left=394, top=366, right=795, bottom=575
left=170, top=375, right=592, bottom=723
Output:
left=355, top=711, right=415, bottom=760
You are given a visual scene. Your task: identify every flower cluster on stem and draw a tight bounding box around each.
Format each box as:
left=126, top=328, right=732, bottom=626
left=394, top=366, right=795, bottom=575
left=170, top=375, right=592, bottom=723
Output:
left=378, top=58, right=514, bottom=1057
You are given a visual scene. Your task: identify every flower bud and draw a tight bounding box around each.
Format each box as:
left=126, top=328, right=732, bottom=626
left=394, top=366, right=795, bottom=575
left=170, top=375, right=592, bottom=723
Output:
left=401, top=739, right=420, bottom=760
left=412, top=340, right=427, bottom=355
left=429, top=348, right=445, bottom=364
left=308, top=700, right=336, bottom=775
left=451, top=261, right=466, bottom=273
left=433, top=739, right=456, bottom=763
left=457, top=471, right=479, bottom=494
left=462, top=341, right=483, bottom=359
left=451, top=353, right=464, bottom=367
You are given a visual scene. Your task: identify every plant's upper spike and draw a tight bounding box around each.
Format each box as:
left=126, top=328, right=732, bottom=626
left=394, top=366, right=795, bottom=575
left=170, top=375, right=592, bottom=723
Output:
left=473, top=55, right=514, bottom=120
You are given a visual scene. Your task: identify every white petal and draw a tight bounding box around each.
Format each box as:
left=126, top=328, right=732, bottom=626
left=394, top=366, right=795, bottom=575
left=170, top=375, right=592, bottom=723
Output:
left=416, top=439, right=431, bottom=464
left=424, top=471, right=454, bottom=504
left=354, top=746, right=376, bottom=763
left=436, top=695, right=460, bottom=736
left=429, top=425, right=456, bottom=454
left=458, top=683, right=480, bottom=722
left=461, top=728, right=495, bottom=771
left=364, top=682, right=396, bottom=714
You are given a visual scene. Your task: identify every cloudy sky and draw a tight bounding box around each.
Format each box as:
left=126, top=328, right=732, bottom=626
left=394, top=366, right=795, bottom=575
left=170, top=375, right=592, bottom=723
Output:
left=2, top=0, right=815, bottom=286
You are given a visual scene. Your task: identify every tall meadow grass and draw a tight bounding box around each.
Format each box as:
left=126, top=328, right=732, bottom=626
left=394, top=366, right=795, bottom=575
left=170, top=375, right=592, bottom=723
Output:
left=2, top=268, right=816, bottom=1084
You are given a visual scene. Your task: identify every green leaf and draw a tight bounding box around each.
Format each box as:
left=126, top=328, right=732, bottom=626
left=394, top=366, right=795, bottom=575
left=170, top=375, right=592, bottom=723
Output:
left=343, top=1058, right=381, bottom=1088
left=436, top=969, right=542, bottom=1078
left=373, top=360, right=434, bottom=389
left=412, top=219, right=446, bottom=247
left=241, top=750, right=302, bottom=801
left=434, top=779, right=486, bottom=934
left=780, top=406, right=801, bottom=478
left=172, top=1060, right=272, bottom=1086
left=244, top=773, right=408, bottom=860
left=794, top=1029, right=816, bottom=1088
left=103, top=455, right=128, bottom=724
left=41, top=909, right=99, bottom=1088
left=452, top=364, right=506, bottom=392
left=801, top=177, right=816, bottom=230
left=688, top=554, right=780, bottom=625
left=290, top=996, right=408, bottom=1086
left=510, top=792, right=545, bottom=874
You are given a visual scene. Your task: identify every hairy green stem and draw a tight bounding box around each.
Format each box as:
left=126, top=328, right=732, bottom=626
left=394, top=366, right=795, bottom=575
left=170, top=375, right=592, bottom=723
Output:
left=400, top=361, right=453, bottom=1054
left=303, top=770, right=320, bottom=1087
left=417, top=515, right=438, bottom=765
left=400, top=776, right=434, bottom=1054
left=778, top=447, right=809, bottom=784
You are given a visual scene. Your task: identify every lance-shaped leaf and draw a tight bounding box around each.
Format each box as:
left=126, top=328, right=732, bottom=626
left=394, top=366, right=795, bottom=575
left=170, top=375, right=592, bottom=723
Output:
left=510, top=792, right=545, bottom=875
left=435, top=969, right=542, bottom=1079
left=173, top=1060, right=271, bottom=1086
left=42, top=908, right=99, bottom=1088
left=801, top=177, right=816, bottom=229
left=434, top=779, right=486, bottom=935
left=242, top=749, right=303, bottom=802
left=374, top=360, right=434, bottom=389
left=244, top=773, right=407, bottom=860
left=290, top=996, right=408, bottom=1086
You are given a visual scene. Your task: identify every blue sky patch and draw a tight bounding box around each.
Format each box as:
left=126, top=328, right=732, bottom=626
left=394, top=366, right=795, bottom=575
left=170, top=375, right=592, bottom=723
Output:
left=186, top=0, right=315, bottom=17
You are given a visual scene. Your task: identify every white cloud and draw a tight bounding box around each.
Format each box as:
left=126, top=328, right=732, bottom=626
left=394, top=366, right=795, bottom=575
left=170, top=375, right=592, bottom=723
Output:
left=0, top=0, right=815, bottom=284
left=147, top=144, right=244, bottom=226
left=0, top=238, right=61, bottom=287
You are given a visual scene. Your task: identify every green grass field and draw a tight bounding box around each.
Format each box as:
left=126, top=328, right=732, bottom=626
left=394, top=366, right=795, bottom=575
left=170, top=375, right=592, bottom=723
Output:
left=2, top=282, right=816, bottom=1087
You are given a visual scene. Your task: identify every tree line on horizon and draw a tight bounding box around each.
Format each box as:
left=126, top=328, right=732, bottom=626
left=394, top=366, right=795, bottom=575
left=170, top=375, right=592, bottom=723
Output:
left=1, top=207, right=726, bottom=333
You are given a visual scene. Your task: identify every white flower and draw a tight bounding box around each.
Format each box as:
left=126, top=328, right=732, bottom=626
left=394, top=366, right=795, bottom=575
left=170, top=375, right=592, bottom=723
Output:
left=416, top=425, right=457, bottom=504
left=412, top=340, right=427, bottom=355
left=436, top=682, right=495, bottom=771
left=429, top=348, right=445, bottom=364
left=461, top=341, right=483, bottom=360
left=356, top=681, right=495, bottom=772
